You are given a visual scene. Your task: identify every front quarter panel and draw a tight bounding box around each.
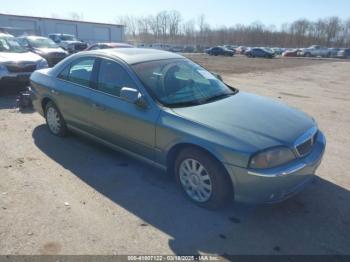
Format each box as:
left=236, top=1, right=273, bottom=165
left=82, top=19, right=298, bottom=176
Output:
left=155, top=110, right=254, bottom=168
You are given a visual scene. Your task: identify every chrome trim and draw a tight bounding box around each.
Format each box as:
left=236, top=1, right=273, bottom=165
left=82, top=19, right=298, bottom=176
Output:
left=294, top=126, right=318, bottom=148
left=294, top=126, right=318, bottom=157
left=247, top=163, right=307, bottom=178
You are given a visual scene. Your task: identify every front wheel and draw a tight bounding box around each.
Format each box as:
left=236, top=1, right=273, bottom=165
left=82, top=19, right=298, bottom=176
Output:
left=175, top=148, right=233, bottom=209
left=45, top=101, right=67, bottom=137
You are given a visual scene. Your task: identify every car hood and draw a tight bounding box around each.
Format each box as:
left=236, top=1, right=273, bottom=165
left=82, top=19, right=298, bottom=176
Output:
left=0, top=51, right=42, bottom=63
left=62, top=41, right=83, bottom=45
left=171, top=92, right=315, bottom=151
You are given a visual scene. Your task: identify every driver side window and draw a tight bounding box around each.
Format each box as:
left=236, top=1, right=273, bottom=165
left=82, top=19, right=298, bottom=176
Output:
left=97, top=59, right=137, bottom=97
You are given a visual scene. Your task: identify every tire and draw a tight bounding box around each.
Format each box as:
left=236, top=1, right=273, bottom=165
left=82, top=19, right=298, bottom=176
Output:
left=45, top=101, right=68, bottom=137
left=174, top=147, right=233, bottom=209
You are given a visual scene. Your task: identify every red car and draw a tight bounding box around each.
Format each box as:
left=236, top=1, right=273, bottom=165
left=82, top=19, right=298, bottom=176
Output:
left=85, top=42, right=134, bottom=51
left=282, top=49, right=300, bottom=57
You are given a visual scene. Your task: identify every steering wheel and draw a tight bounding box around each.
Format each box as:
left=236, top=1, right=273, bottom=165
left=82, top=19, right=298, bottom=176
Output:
left=160, top=65, right=198, bottom=98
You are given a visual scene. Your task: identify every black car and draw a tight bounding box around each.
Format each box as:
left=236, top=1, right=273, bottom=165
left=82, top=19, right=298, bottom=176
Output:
left=337, top=49, right=350, bottom=59
left=17, top=36, right=68, bottom=67
left=245, top=48, right=275, bottom=58
left=206, top=46, right=235, bottom=56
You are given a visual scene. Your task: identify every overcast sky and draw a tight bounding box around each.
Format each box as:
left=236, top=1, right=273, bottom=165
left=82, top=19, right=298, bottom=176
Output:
left=1, top=0, right=349, bottom=27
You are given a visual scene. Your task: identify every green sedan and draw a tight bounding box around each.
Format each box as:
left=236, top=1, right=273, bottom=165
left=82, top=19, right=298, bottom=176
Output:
left=30, top=48, right=326, bottom=209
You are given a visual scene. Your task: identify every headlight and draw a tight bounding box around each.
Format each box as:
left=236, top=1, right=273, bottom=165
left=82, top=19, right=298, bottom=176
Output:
left=37, top=59, right=48, bottom=69
left=249, top=147, right=296, bottom=169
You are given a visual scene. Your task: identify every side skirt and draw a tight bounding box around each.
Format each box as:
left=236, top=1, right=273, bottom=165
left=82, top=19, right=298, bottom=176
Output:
left=67, top=124, right=167, bottom=172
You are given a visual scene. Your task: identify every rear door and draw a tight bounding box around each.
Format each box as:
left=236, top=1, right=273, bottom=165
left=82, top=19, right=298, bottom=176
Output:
left=88, top=58, right=160, bottom=161
left=55, top=57, right=99, bottom=131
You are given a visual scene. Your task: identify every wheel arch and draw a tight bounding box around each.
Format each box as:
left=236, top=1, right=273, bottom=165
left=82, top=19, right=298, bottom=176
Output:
left=41, top=97, right=53, bottom=114
left=166, top=142, right=235, bottom=194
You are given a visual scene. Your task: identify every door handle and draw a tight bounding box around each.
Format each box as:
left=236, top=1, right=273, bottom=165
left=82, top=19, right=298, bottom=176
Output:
left=92, top=103, right=106, bottom=111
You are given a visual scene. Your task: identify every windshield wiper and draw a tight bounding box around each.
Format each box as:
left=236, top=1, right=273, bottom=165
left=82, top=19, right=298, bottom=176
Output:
left=199, top=93, right=235, bottom=104
left=164, top=100, right=202, bottom=108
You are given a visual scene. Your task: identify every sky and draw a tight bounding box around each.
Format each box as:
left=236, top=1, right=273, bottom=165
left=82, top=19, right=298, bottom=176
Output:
left=0, top=0, right=349, bottom=28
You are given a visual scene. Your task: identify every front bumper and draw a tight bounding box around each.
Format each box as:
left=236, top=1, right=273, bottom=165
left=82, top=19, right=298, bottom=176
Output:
left=0, top=72, right=32, bottom=83
left=225, top=131, right=326, bottom=204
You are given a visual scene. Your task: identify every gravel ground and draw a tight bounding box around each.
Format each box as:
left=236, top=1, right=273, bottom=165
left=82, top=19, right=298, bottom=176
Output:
left=0, top=55, right=349, bottom=256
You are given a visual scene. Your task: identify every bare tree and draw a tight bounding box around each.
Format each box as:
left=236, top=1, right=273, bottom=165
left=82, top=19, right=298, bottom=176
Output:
left=118, top=9, right=350, bottom=48
left=117, top=15, right=138, bottom=38
left=168, top=10, right=182, bottom=40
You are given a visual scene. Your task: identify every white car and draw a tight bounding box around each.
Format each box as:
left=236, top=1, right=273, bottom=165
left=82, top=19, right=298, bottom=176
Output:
left=0, top=33, right=48, bottom=84
left=298, top=45, right=331, bottom=58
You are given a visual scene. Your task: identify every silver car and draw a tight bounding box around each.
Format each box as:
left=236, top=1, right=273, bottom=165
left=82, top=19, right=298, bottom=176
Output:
left=0, top=33, right=48, bottom=84
left=30, top=48, right=326, bottom=209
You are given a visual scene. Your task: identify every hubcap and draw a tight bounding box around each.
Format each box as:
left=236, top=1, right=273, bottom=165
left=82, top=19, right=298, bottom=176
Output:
left=46, top=107, right=61, bottom=135
left=179, top=158, right=212, bottom=203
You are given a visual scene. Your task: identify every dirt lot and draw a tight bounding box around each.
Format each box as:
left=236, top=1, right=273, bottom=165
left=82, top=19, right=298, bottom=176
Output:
left=0, top=55, right=349, bottom=256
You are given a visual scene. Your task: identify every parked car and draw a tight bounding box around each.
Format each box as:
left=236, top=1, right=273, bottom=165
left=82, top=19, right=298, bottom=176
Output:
left=206, top=46, right=235, bottom=56
left=336, top=48, right=350, bottom=59
left=169, top=46, right=184, bottom=53
left=245, top=48, right=275, bottom=58
left=86, top=42, right=134, bottom=51
left=282, top=49, right=301, bottom=57
left=272, top=47, right=284, bottom=56
left=183, top=46, right=195, bottom=53
left=328, top=48, right=341, bottom=58
left=30, top=48, right=325, bottom=209
left=48, top=34, right=87, bottom=54
left=236, top=46, right=248, bottom=54
left=0, top=33, right=48, bottom=85
left=298, top=45, right=330, bottom=58
left=223, top=45, right=238, bottom=51
left=17, top=36, right=68, bottom=67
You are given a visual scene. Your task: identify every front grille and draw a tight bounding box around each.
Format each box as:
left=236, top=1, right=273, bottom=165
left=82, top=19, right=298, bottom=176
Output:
left=49, top=52, right=66, bottom=58
left=296, top=132, right=317, bottom=157
left=6, top=64, right=37, bottom=73
left=74, top=43, right=88, bottom=51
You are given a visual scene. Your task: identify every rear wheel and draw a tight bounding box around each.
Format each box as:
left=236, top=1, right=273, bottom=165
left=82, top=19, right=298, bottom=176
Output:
left=175, top=147, right=232, bottom=209
left=45, top=101, right=67, bottom=137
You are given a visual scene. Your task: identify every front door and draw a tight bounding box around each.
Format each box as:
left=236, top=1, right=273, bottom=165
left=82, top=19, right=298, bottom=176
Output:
left=88, top=58, right=160, bottom=161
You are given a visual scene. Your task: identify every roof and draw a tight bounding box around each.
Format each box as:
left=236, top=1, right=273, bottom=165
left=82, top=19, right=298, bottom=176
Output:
left=18, top=35, right=48, bottom=40
left=98, top=42, right=133, bottom=47
left=93, top=48, right=185, bottom=65
left=0, top=13, right=124, bottom=28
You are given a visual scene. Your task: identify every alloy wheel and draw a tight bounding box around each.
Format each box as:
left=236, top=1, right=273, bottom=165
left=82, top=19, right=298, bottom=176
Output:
left=179, top=158, right=213, bottom=203
left=46, top=107, right=61, bottom=135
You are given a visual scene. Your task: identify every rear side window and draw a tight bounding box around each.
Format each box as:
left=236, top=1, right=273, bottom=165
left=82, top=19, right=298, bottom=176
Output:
left=97, top=59, right=136, bottom=97
left=58, top=58, right=96, bottom=87
left=58, top=66, right=70, bottom=81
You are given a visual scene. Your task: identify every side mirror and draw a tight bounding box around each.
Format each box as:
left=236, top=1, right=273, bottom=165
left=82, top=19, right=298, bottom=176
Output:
left=120, top=87, right=148, bottom=109
left=211, top=72, right=223, bottom=81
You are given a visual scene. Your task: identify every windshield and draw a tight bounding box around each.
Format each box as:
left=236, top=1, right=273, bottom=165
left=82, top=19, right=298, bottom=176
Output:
left=0, top=37, right=27, bottom=53
left=28, top=38, right=59, bottom=48
left=60, top=35, right=77, bottom=41
left=132, top=59, right=237, bottom=107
